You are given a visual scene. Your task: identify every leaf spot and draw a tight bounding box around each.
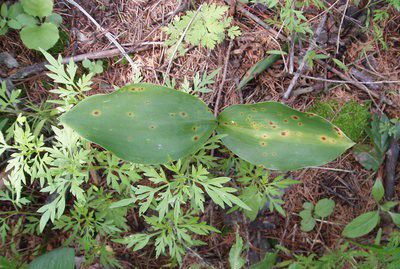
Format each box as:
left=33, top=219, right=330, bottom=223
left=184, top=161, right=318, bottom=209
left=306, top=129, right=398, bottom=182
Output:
left=179, top=111, right=188, bottom=117
left=91, top=109, right=101, bottom=116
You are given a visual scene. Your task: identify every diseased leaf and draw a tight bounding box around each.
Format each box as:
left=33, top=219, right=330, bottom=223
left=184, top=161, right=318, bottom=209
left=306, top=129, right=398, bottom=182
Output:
left=61, top=83, right=217, bottom=164
left=342, top=211, right=380, bottom=238
left=217, top=102, right=355, bottom=171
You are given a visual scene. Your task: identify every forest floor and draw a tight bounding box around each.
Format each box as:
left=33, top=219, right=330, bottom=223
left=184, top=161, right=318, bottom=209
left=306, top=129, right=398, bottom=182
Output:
left=0, top=0, right=399, bottom=268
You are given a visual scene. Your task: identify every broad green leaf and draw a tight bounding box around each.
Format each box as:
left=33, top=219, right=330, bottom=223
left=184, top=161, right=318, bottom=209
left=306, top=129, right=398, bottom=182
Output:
left=372, top=179, right=385, bottom=203
left=20, top=23, right=59, bottom=51
left=314, top=198, right=335, bottom=218
left=61, top=83, right=217, bottom=164
left=301, top=217, right=316, bottom=232
left=342, top=211, right=380, bottom=238
left=217, top=102, right=355, bottom=171
left=28, top=248, right=74, bottom=269
left=21, top=0, right=53, bottom=18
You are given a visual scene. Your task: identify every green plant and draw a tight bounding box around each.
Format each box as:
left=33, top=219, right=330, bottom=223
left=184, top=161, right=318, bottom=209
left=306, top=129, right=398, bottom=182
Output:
left=353, top=114, right=399, bottom=171
left=164, top=68, right=220, bottom=95
left=1, top=0, right=62, bottom=50
left=299, top=198, right=335, bottom=232
left=163, top=3, right=241, bottom=55
left=342, top=179, right=400, bottom=238
left=114, top=211, right=218, bottom=264
left=229, top=159, right=299, bottom=219
left=229, top=233, right=247, bottom=269
left=61, top=84, right=354, bottom=171
left=82, top=59, right=104, bottom=75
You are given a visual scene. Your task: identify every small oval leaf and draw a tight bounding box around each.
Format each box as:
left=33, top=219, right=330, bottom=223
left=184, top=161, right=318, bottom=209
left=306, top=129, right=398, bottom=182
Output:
left=216, top=102, right=355, bottom=171
left=61, top=83, right=217, bottom=164
left=342, top=211, right=380, bottom=238
left=20, top=23, right=59, bottom=51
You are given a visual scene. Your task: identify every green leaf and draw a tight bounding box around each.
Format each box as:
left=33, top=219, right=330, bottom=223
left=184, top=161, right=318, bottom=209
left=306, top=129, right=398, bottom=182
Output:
left=21, top=0, right=53, bottom=18
left=28, top=248, right=74, bottom=269
left=109, top=198, right=136, bottom=209
left=380, top=201, right=398, bottom=212
left=14, top=14, right=37, bottom=27
left=229, top=233, right=246, bottom=269
left=353, top=144, right=383, bottom=171
left=1, top=4, right=8, bottom=18
left=249, top=253, right=277, bottom=269
left=300, top=217, right=316, bottom=232
left=342, top=211, right=380, bottom=238
left=45, top=13, right=62, bottom=26
left=61, top=83, right=217, bottom=164
left=217, top=102, right=355, bottom=171
left=238, top=44, right=288, bottom=89
left=332, top=58, right=349, bottom=72
left=20, top=23, right=59, bottom=51
left=372, top=179, right=384, bottom=203
left=389, top=212, right=400, bottom=227
left=8, top=3, right=23, bottom=19
left=314, top=198, right=335, bottom=218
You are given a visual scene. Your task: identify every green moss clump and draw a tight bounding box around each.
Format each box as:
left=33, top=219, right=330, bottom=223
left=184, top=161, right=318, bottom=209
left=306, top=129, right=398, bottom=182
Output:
left=308, top=100, right=371, bottom=142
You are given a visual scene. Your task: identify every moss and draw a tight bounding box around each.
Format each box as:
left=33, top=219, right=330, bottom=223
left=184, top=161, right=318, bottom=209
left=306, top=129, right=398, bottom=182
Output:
left=308, top=100, right=371, bottom=142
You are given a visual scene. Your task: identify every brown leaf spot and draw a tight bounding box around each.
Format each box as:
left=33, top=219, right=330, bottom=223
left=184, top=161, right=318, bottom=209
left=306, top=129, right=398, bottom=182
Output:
left=179, top=111, right=188, bottom=117
left=291, top=115, right=300, bottom=120
left=91, top=109, right=101, bottom=117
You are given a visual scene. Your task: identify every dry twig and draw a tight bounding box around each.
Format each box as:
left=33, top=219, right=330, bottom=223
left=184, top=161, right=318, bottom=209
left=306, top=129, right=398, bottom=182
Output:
left=283, top=15, right=327, bottom=99
left=65, top=0, right=140, bottom=79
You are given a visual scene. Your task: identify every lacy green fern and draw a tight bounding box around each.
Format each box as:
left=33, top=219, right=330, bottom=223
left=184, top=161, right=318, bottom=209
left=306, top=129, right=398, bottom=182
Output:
left=163, top=3, right=241, bottom=55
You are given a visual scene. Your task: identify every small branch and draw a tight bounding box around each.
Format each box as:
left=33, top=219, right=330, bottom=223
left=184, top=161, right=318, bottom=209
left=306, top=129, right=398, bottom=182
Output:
left=336, top=0, right=350, bottom=54
left=214, top=39, right=234, bottom=117
left=6, top=45, right=153, bottom=82
left=283, top=14, right=327, bottom=99
left=65, top=0, right=140, bottom=79
left=385, top=138, right=399, bottom=200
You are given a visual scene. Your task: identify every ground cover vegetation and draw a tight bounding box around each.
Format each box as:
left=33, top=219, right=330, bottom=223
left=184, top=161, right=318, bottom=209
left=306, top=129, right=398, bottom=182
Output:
left=0, top=0, right=399, bottom=268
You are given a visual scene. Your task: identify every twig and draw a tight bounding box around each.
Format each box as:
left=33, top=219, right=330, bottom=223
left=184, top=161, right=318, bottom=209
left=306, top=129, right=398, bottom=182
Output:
left=214, top=39, right=234, bottom=117
left=336, top=0, right=350, bottom=54
left=65, top=0, right=140, bottom=79
left=283, top=14, right=327, bottom=99
left=307, top=166, right=354, bottom=173
left=384, top=138, right=399, bottom=200
left=6, top=45, right=153, bottom=82
left=184, top=246, right=216, bottom=269
left=299, top=74, right=400, bottom=85
left=165, top=4, right=203, bottom=78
